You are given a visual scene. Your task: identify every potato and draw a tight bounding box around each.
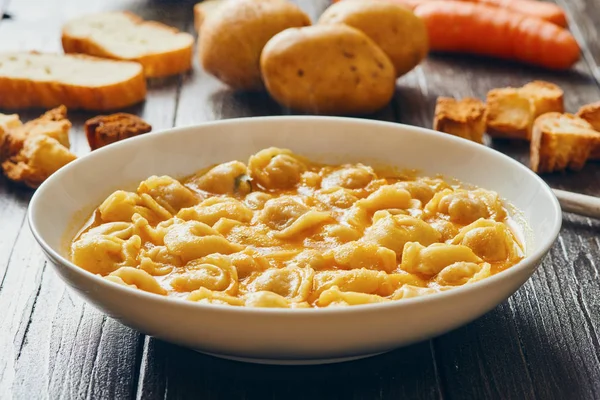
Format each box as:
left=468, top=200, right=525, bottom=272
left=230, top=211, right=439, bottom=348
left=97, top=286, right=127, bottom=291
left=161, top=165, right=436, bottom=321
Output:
left=318, top=0, right=429, bottom=78
left=199, top=0, right=311, bottom=90
left=260, top=25, right=396, bottom=115
left=194, top=0, right=224, bottom=33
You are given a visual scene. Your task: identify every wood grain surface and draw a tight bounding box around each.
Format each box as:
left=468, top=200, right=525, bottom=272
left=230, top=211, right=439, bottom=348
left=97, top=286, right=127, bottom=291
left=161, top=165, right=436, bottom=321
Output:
left=1, top=0, right=599, bottom=399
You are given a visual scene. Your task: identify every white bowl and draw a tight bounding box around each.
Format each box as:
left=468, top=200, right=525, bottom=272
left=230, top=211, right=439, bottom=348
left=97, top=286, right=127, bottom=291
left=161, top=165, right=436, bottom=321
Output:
left=28, top=116, right=561, bottom=365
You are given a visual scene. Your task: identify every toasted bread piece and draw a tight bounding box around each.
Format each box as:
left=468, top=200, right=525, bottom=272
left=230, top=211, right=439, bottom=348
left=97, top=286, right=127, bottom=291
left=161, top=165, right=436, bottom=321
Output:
left=486, top=88, right=534, bottom=140
left=62, top=12, right=194, bottom=78
left=0, top=114, right=22, bottom=151
left=2, top=135, right=77, bottom=188
left=433, top=97, right=487, bottom=143
left=0, top=114, right=22, bottom=131
left=486, top=81, right=564, bottom=141
left=85, top=113, right=152, bottom=150
left=530, top=112, right=600, bottom=173
left=194, top=1, right=224, bottom=32
left=520, top=80, right=564, bottom=117
left=1, top=106, right=71, bottom=160
left=577, top=101, right=600, bottom=130
left=0, top=52, right=146, bottom=111
left=576, top=101, right=600, bottom=159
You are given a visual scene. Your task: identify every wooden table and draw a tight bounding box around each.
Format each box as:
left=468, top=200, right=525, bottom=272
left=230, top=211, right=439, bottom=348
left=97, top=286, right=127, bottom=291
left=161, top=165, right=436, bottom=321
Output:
left=1, top=0, right=600, bottom=398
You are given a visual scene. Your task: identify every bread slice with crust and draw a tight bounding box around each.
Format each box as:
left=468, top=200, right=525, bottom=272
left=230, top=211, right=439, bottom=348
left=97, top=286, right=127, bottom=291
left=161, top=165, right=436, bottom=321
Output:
left=576, top=101, right=600, bottom=159
left=0, top=52, right=146, bottom=111
left=433, top=97, right=487, bottom=143
left=194, top=1, right=224, bottom=32
left=62, top=11, right=194, bottom=78
left=530, top=112, right=600, bottom=173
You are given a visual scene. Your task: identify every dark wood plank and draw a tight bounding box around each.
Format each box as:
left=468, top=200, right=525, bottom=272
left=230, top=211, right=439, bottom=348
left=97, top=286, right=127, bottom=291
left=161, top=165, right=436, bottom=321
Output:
left=0, top=0, right=192, bottom=398
left=1, top=0, right=600, bottom=399
left=136, top=340, right=441, bottom=400
left=555, top=0, right=600, bottom=84
left=393, top=26, right=600, bottom=399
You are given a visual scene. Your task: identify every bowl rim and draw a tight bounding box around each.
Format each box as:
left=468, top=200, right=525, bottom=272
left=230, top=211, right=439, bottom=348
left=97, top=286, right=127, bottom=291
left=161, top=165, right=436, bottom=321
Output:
left=27, top=115, right=562, bottom=316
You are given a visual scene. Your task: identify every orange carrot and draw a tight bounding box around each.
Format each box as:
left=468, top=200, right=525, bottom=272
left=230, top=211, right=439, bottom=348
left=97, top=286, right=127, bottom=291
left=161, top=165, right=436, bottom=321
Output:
left=460, top=0, right=568, bottom=27
left=331, top=0, right=567, bottom=27
left=414, top=1, right=580, bottom=70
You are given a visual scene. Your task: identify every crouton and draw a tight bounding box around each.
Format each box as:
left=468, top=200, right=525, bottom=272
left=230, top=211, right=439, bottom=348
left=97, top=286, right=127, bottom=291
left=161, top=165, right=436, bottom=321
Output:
left=433, top=97, right=487, bottom=143
left=486, top=88, right=534, bottom=140
left=84, top=113, right=152, bottom=150
left=2, top=135, right=77, bottom=188
left=0, top=114, right=22, bottom=132
left=1, top=106, right=71, bottom=160
left=520, top=80, right=564, bottom=117
left=576, top=101, right=600, bottom=159
left=486, top=81, right=564, bottom=141
left=530, top=112, right=600, bottom=174
left=0, top=114, right=22, bottom=151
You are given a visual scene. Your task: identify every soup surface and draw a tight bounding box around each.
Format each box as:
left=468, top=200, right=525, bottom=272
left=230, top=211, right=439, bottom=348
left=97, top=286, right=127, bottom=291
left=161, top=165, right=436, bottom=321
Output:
left=70, top=148, right=525, bottom=308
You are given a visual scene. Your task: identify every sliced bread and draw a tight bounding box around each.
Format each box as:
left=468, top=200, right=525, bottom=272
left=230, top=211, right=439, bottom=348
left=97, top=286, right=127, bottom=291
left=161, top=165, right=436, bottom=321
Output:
left=62, top=11, right=194, bottom=78
left=0, top=52, right=146, bottom=111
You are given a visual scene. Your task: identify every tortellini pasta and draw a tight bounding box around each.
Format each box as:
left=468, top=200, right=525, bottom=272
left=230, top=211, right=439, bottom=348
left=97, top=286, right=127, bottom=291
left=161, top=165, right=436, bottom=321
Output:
left=71, top=222, right=141, bottom=275
left=71, top=148, right=526, bottom=308
left=249, top=147, right=307, bottom=190
left=400, top=242, right=482, bottom=276
left=316, top=286, right=389, bottom=307
left=361, top=212, right=441, bottom=256
left=170, top=255, right=238, bottom=294
left=320, top=164, right=375, bottom=189
left=189, top=160, right=250, bottom=195
left=137, top=175, right=199, bottom=214
left=424, top=188, right=506, bottom=225
left=177, top=197, right=253, bottom=226
left=327, top=241, right=397, bottom=272
left=451, top=219, right=522, bottom=262
left=107, top=266, right=166, bottom=295
left=163, top=220, right=243, bottom=262
left=244, top=266, right=314, bottom=302
left=98, top=190, right=171, bottom=224
left=435, top=261, right=492, bottom=286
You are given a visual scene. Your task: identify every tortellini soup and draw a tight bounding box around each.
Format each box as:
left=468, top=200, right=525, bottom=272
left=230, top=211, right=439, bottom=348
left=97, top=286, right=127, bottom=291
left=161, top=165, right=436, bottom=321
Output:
left=70, top=148, right=526, bottom=308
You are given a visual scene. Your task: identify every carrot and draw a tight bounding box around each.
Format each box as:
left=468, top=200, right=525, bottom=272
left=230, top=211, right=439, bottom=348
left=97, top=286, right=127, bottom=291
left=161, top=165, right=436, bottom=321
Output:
left=331, top=0, right=567, bottom=27
left=413, top=1, right=580, bottom=70
left=460, top=0, right=568, bottom=27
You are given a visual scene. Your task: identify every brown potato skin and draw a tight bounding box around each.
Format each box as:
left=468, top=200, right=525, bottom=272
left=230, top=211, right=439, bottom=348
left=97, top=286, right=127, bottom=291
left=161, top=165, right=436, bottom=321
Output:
left=260, top=25, right=396, bottom=115
left=199, top=0, right=311, bottom=91
left=318, top=0, right=429, bottom=78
